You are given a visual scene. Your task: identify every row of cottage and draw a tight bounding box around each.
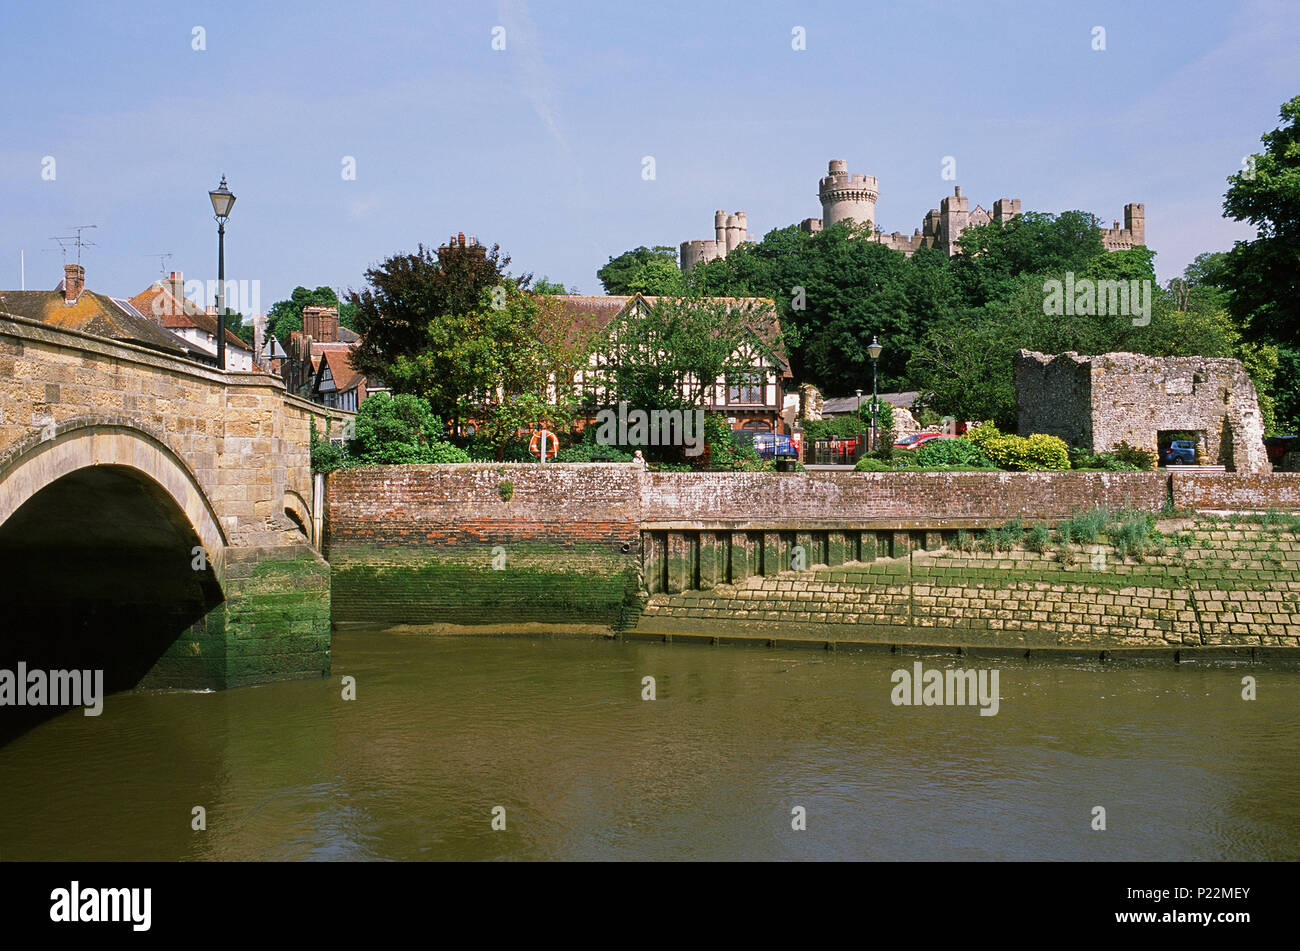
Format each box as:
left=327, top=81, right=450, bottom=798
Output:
left=3, top=262, right=1267, bottom=470
left=0, top=262, right=797, bottom=434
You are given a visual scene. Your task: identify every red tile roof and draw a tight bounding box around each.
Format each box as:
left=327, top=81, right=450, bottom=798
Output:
left=129, top=282, right=250, bottom=350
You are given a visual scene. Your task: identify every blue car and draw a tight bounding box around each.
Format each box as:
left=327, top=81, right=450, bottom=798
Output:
left=736, top=432, right=797, bottom=458
left=1163, top=440, right=1196, bottom=465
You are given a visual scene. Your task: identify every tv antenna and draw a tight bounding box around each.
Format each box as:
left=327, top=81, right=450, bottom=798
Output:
left=45, top=236, right=76, bottom=266
left=148, top=251, right=174, bottom=278
left=63, top=224, right=98, bottom=264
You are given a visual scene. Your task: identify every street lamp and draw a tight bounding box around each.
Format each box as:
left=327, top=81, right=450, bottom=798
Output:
left=208, top=175, right=236, bottom=369
left=867, top=336, right=883, bottom=450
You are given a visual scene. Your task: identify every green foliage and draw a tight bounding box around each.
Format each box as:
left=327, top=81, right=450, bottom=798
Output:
left=801, top=414, right=866, bottom=441
left=1110, top=440, right=1157, bottom=471
left=703, top=413, right=763, bottom=470
left=597, top=246, right=682, bottom=295
left=913, top=437, right=993, bottom=468
left=308, top=418, right=347, bottom=474
left=532, top=276, right=576, bottom=295
left=1107, top=511, right=1157, bottom=560
left=266, top=286, right=357, bottom=341
left=602, top=296, right=780, bottom=415
left=1221, top=95, right=1300, bottom=344
left=965, top=423, right=1069, bottom=471
left=498, top=480, right=514, bottom=502
left=854, top=456, right=893, bottom=472
left=555, top=430, right=634, bottom=463
left=1025, top=524, right=1051, bottom=553
left=348, top=392, right=469, bottom=464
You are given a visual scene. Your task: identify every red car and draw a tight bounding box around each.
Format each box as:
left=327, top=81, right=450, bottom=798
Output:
left=893, top=432, right=956, bottom=450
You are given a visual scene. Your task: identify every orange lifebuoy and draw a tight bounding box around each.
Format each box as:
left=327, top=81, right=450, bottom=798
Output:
left=529, top=429, right=559, bottom=460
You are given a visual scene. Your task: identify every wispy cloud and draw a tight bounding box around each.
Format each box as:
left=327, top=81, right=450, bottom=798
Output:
left=496, top=0, right=570, bottom=154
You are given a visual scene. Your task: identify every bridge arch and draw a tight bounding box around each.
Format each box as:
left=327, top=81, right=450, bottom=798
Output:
left=0, top=419, right=226, bottom=555
left=0, top=421, right=229, bottom=741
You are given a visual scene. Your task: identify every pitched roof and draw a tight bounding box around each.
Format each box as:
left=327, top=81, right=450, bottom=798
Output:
left=310, top=342, right=365, bottom=394
left=0, top=289, right=189, bottom=356
left=129, top=282, right=250, bottom=351
left=533, top=292, right=791, bottom=375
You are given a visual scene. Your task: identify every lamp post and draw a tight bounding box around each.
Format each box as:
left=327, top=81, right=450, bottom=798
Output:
left=208, top=176, right=236, bottom=369
left=867, top=336, right=883, bottom=450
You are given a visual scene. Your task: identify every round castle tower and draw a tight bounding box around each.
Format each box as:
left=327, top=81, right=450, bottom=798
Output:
left=819, top=159, right=878, bottom=228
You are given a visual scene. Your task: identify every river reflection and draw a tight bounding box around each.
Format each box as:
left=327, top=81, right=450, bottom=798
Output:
left=1, top=631, right=1297, bottom=861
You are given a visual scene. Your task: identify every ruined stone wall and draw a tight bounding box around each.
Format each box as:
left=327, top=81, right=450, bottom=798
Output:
left=1015, top=350, right=1269, bottom=473
left=1014, top=350, right=1092, bottom=446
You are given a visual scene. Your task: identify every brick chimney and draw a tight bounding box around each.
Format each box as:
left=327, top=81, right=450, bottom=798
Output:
left=64, top=263, right=85, bottom=303
left=302, top=306, right=339, bottom=342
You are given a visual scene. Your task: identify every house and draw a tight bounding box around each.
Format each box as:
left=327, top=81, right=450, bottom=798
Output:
left=0, top=263, right=199, bottom=359
left=281, top=306, right=384, bottom=411
left=128, top=271, right=255, bottom=371
left=535, top=293, right=793, bottom=433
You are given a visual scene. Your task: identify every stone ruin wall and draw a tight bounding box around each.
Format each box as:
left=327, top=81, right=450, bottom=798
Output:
left=1015, top=350, right=1269, bottom=473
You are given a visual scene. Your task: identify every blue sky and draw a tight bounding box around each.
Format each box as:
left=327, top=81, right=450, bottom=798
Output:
left=2, top=0, right=1297, bottom=310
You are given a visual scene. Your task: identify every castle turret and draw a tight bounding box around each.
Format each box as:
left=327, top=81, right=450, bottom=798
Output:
left=681, top=210, right=750, bottom=271
left=993, top=198, right=1022, bottom=223
left=939, top=186, right=969, bottom=255
left=819, top=159, right=878, bottom=229
left=1124, top=202, right=1145, bottom=245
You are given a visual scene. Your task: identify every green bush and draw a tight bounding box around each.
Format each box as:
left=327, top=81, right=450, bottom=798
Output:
left=1026, top=524, right=1051, bottom=553
left=1111, top=440, right=1157, bottom=471
left=349, top=393, right=470, bottom=465
left=854, top=457, right=893, bottom=472
left=914, top=437, right=994, bottom=468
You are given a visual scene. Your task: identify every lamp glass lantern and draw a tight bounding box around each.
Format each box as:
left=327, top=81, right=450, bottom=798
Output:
left=209, top=176, right=236, bottom=219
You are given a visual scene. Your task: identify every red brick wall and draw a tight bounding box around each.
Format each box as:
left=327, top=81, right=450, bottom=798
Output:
left=325, top=463, right=644, bottom=550
left=645, top=470, right=1168, bottom=523
left=1171, top=472, right=1300, bottom=511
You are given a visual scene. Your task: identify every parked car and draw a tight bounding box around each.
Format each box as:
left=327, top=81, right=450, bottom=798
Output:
left=749, top=433, right=798, bottom=459
left=894, top=432, right=956, bottom=450
left=1162, top=439, right=1196, bottom=466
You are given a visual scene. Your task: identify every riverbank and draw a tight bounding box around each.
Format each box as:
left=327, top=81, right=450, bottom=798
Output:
left=324, top=466, right=1300, bottom=655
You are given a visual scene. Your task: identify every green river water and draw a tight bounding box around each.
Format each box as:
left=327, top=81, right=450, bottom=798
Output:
left=1, top=630, right=1297, bottom=861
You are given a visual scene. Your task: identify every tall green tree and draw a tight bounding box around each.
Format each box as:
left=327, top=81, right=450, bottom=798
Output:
left=348, top=239, right=521, bottom=407
left=1221, top=95, right=1300, bottom=343
left=596, top=246, right=682, bottom=294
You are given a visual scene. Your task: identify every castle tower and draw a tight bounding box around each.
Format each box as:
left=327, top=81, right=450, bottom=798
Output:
left=939, top=186, right=970, bottom=255
left=681, top=210, right=749, bottom=271
left=1124, top=203, right=1145, bottom=245
left=818, top=159, right=879, bottom=229
left=993, top=198, right=1022, bottom=223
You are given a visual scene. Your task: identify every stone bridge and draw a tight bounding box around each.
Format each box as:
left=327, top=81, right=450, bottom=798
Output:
left=0, top=312, right=351, bottom=713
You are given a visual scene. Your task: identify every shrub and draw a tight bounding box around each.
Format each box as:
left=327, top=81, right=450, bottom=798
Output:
left=854, top=457, right=893, bottom=472
left=309, top=419, right=347, bottom=474
left=998, top=516, right=1025, bottom=549
left=1026, top=524, right=1051, bottom=553
left=1111, top=440, right=1156, bottom=471
left=349, top=393, right=470, bottom=464
left=498, top=480, right=514, bottom=502
left=966, top=423, right=1069, bottom=471
left=1108, top=511, right=1156, bottom=560
left=555, top=441, right=633, bottom=463
left=914, top=437, right=994, bottom=469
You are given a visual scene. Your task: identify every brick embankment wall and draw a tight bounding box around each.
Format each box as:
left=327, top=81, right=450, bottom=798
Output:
left=644, top=471, right=1168, bottom=526
left=1172, top=472, right=1300, bottom=511
left=325, top=465, right=644, bottom=632
left=634, top=521, right=1300, bottom=655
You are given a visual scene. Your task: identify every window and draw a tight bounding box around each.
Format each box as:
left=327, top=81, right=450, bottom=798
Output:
left=728, top=372, right=764, bottom=405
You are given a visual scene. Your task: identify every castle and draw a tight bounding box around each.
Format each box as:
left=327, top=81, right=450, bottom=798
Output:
left=679, top=159, right=1145, bottom=269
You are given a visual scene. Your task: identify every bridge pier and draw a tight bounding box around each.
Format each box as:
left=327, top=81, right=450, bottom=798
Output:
left=144, top=545, right=331, bottom=690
